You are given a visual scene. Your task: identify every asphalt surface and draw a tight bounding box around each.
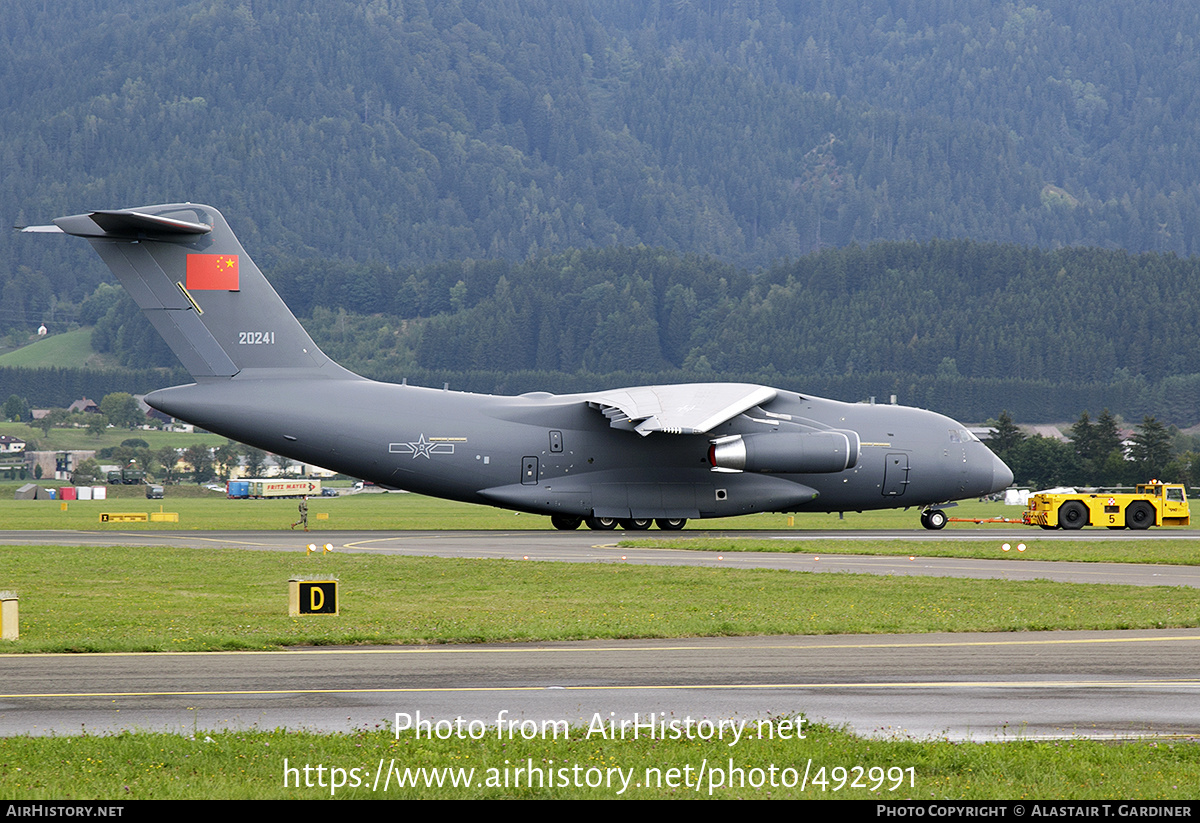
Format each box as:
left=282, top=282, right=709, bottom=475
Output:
left=3, top=528, right=1200, bottom=740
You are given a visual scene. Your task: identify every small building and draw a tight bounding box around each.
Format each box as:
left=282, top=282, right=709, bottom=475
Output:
left=0, top=435, right=25, bottom=453
left=26, top=450, right=96, bottom=481
left=68, top=398, right=99, bottom=414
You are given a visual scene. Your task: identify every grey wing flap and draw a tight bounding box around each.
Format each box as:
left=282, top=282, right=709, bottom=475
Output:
left=586, top=383, right=778, bottom=435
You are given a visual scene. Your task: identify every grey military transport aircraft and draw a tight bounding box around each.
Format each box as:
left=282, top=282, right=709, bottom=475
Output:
left=24, top=203, right=1012, bottom=530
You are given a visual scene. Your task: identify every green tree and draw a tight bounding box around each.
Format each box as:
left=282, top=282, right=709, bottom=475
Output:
left=183, top=444, right=214, bottom=485
left=1069, top=411, right=1095, bottom=465
left=1128, top=416, right=1172, bottom=481
left=85, top=413, right=109, bottom=437
left=30, top=408, right=67, bottom=438
left=71, top=458, right=103, bottom=486
left=275, top=453, right=295, bottom=477
left=987, top=410, right=1025, bottom=461
left=1007, top=436, right=1077, bottom=489
left=1090, top=410, right=1126, bottom=485
left=243, top=446, right=267, bottom=478
left=156, top=446, right=181, bottom=483
left=100, top=393, right=143, bottom=429
left=2, top=394, right=28, bottom=422
left=213, top=441, right=241, bottom=481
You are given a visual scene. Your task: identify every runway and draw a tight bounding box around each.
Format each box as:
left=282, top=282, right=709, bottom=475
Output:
left=4, top=630, right=1199, bottom=741
left=3, top=529, right=1200, bottom=740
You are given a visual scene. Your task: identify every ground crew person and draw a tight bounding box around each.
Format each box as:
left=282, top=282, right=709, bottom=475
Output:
left=291, top=496, right=309, bottom=531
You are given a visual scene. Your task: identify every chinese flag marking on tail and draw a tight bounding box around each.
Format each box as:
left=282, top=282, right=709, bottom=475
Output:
left=186, top=254, right=239, bottom=290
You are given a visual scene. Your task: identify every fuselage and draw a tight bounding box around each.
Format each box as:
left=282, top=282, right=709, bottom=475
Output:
left=148, top=375, right=1012, bottom=521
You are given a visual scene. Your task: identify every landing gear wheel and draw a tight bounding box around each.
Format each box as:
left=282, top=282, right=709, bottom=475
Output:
left=1125, top=501, right=1154, bottom=530
left=550, top=515, right=583, bottom=530
left=1058, top=501, right=1088, bottom=530
left=654, top=518, right=687, bottom=530
left=584, top=515, right=618, bottom=531
left=618, top=518, right=652, bottom=530
left=921, top=509, right=947, bottom=530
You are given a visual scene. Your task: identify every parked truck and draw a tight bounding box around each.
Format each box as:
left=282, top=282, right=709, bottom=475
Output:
left=106, top=467, right=146, bottom=485
left=227, top=478, right=322, bottom=498
left=1022, top=481, right=1190, bottom=530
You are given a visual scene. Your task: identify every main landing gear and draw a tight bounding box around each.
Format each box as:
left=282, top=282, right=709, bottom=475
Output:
left=550, top=515, right=688, bottom=531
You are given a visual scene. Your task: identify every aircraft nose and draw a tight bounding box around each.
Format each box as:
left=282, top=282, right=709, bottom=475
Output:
left=966, top=443, right=1013, bottom=496
left=991, top=452, right=1014, bottom=493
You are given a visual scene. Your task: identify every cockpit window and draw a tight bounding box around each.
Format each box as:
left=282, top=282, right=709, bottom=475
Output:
left=949, top=428, right=979, bottom=443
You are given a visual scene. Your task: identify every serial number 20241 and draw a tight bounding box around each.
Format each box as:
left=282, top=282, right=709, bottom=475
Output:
left=238, top=331, right=275, bottom=344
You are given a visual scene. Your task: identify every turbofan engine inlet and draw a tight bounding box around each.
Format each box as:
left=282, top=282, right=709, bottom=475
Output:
left=708, top=431, right=861, bottom=473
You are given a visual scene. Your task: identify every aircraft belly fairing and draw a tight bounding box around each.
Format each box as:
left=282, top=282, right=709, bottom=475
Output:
left=23, top=203, right=1013, bottom=529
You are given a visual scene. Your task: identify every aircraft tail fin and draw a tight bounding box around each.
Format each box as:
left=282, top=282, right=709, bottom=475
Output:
left=24, top=204, right=354, bottom=381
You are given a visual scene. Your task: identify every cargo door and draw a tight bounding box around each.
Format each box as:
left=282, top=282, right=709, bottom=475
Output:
left=882, top=453, right=909, bottom=497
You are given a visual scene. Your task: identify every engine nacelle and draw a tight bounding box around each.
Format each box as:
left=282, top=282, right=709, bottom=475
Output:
left=708, top=431, right=860, bottom=474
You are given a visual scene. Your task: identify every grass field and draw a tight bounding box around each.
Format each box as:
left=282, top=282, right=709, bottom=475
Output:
left=0, top=328, right=98, bottom=368
left=3, top=724, right=1197, bottom=799
left=3, top=543, right=1198, bottom=653
left=0, top=484, right=1068, bottom=531
left=0, top=422, right=228, bottom=453
left=1, top=492, right=1198, bottom=800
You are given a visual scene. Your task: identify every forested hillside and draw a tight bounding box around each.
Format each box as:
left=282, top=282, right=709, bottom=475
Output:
left=8, top=1, right=1200, bottom=276
left=6, top=1, right=1200, bottom=423
left=74, top=240, right=1200, bottom=425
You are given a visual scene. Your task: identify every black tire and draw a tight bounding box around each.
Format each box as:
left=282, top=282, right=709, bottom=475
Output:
left=584, top=515, right=618, bottom=531
left=550, top=515, right=583, bottom=531
left=618, top=518, right=652, bottom=530
left=1125, top=501, right=1155, bottom=531
left=1058, top=501, right=1088, bottom=530
left=655, top=518, right=687, bottom=530
left=922, top=509, right=948, bottom=530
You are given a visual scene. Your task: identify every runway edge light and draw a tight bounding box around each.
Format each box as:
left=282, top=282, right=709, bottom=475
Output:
left=288, top=578, right=339, bottom=616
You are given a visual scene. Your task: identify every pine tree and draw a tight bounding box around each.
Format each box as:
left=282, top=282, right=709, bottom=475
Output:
left=1129, top=416, right=1172, bottom=481
left=1069, top=411, right=1095, bottom=464
left=988, top=410, right=1025, bottom=458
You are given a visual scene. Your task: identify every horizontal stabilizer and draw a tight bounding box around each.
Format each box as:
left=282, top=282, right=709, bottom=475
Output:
left=23, top=209, right=212, bottom=238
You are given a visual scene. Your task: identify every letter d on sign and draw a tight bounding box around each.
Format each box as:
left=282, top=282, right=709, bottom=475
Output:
left=289, top=579, right=339, bottom=616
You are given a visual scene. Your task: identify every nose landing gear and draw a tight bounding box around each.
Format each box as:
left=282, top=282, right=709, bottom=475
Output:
left=920, top=508, right=948, bottom=530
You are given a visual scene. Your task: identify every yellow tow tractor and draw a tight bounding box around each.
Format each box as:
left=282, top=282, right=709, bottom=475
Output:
left=1021, top=480, right=1190, bottom=530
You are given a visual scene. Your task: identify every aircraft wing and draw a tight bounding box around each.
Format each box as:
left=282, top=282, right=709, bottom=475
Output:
left=585, top=383, right=777, bottom=436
